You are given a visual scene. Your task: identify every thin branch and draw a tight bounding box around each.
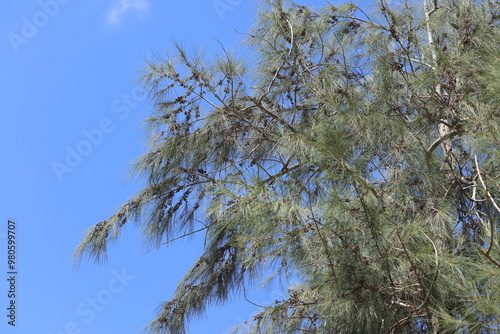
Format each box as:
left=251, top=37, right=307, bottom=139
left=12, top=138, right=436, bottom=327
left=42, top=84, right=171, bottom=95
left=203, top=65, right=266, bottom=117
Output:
left=243, top=285, right=267, bottom=308
left=474, top=155, right=500, bottom=268
left=386, top=316, right=411, bottom=334
left=141, top=226, right=209, bottom=255
left=417, top=233, right=439, bottom=311
left=475, top=155, right=500, bottom=215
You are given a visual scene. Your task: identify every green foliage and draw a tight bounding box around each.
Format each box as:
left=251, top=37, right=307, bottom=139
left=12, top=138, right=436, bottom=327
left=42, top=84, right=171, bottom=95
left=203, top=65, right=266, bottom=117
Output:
left=74, top=0, right=500, bottom=332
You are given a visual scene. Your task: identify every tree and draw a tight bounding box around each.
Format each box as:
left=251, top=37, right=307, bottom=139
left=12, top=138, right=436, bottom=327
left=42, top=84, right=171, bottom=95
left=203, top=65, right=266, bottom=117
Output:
left=74, top=0, right=500, bottom=332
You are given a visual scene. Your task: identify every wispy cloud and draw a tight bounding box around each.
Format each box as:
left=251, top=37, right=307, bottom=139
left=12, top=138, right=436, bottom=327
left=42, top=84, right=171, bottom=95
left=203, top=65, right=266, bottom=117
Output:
left=107, top=0, right=151, bottom=27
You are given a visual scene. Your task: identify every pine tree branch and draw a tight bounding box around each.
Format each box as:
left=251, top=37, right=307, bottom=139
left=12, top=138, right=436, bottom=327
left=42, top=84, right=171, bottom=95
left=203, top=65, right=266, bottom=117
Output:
left=475, top=155, right=500, bottom=215
left=474, top=155, right=500, bottom=268
left=427, top=128, right=460, bottom=154
left=417, top=233, right=440, bottom=311
left=141, top=225, right=209, bottom=255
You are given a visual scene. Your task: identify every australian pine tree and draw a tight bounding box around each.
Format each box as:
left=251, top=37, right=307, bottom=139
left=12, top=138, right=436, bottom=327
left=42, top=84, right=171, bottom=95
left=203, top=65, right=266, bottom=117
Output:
left=74, top=0, right=500, bottom=332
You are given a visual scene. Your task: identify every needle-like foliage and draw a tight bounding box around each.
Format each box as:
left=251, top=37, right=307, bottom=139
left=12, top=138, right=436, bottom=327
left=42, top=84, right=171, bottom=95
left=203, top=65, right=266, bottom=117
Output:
left=74, top=0, right=500, bottom=332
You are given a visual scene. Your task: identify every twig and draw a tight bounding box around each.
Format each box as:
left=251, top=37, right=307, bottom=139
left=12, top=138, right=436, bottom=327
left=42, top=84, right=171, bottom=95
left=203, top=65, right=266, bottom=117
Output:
left=142, top=226, right=209, bottom=255
left=475, top=156, right=500, bottom=215
left=474, top=155, right=500, bottom=268
left=417, top=233, right=439, bottom=311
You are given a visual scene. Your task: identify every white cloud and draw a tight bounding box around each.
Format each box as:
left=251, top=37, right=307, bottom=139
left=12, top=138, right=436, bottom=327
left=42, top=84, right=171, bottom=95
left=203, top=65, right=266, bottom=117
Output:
left=107, top=0, right=151, bottom=27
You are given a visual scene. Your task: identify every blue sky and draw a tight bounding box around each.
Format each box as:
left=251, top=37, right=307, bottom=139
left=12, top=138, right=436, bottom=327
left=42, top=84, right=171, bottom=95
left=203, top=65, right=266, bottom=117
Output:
left=0, top=0, right=323, bottom=333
